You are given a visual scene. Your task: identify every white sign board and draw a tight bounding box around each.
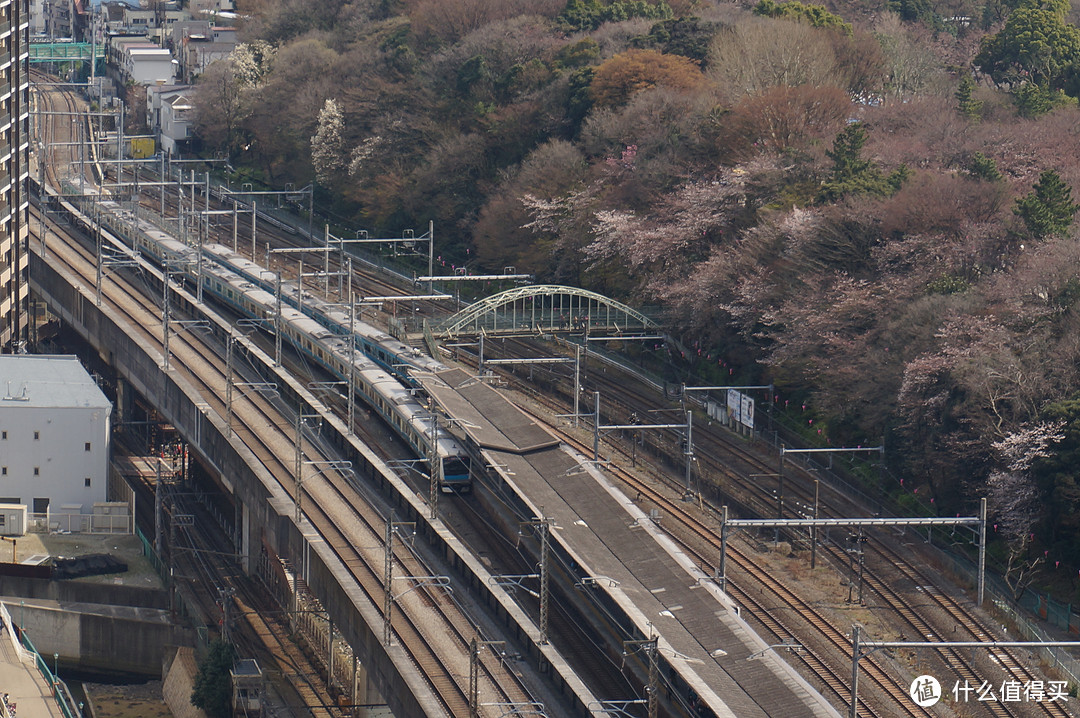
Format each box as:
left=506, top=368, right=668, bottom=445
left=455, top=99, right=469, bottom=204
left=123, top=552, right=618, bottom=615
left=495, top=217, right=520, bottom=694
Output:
left=740, top=394, right=755, bottom=429
left=727, top=389, right=741, bottom=424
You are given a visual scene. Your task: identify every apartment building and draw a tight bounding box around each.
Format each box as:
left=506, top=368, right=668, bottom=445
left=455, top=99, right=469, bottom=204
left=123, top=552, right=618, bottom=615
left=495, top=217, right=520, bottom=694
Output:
left=0, top=0, right=28, bottom=353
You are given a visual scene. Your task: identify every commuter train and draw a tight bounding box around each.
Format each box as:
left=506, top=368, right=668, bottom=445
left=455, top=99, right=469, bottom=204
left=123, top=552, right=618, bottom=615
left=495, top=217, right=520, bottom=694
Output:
left=199, top=242, right=448, bottom=380
left=87, top=198, right=472, bottom=492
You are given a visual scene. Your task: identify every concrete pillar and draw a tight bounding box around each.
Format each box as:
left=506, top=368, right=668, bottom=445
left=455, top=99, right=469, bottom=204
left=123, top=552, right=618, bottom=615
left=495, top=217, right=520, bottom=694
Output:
left=355, top=666, right=385, bottom=718
left=115, top=378, right=132, bottom=429
left=239, top=501, right=250, bottom=573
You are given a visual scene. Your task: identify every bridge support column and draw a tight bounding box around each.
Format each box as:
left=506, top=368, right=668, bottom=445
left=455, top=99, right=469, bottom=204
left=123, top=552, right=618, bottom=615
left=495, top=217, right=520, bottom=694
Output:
left=236, top=500, right=250, bottom=572
left=115, top=377, right=133, bottom=429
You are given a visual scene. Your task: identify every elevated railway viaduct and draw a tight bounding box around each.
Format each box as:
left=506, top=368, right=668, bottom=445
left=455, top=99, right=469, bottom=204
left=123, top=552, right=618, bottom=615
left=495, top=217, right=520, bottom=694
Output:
left=27, top=198, right=598, bottom=717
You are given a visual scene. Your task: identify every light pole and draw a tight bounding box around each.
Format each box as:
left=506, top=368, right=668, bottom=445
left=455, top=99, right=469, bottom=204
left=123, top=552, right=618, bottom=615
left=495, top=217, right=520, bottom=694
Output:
left=623, top=636, right=659, bottom=718
left=469, top=638, right=505, bottom=717
left=384, top=510, right=415, bottom=647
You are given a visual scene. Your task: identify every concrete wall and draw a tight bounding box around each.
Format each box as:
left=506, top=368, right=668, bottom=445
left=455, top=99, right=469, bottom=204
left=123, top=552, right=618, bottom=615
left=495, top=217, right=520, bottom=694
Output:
left=1, top=577, right=169, bottom=609
left=8, top=598, right=192, bottom=674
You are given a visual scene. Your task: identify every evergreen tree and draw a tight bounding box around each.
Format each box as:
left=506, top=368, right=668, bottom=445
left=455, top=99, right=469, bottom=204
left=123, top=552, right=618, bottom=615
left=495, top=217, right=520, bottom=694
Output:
left=1011, top=83, right=1078, bottom=117
left=888, top=0, right=933, bottom=22
left=753, top=0, right=853, bottom=35
left=888, top=164, right=912, bottom=192
left=192, top=640, right=235, bottom=718
left=956, top=75, right=983, bottom=120
left=559, top=0, right=673, bottom=32
left=970, top=152, right=1003, bottom=182
left=975, top=7, right=1080, bottom=93
left=1014, top=169, right=1080, bottom=238
left=818, top=123, right=894, bottom=201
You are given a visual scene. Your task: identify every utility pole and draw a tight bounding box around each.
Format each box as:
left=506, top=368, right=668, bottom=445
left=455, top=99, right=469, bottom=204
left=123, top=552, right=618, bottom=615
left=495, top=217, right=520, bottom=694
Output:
left=428, top=408, right=441, bottom=520
left=251, top=200, right=257, bottom=261
left=623, top=636, right=659, bottom=718
left=811, top=479, right=820, bottom=569
left=226, top=336, right=234, bottom=433
left=520, top=515, right=555, bottom=644
left=154, top=458, right=163, bottom=553
left=849, top=625, right=860, bottom=718
left=383, top=511, right=415, bottom=647
left=347, top=261, right=355, bottom=434
left=683, top=409, right=694, bottom=500
left=573, top=344, right=581, bottom=428
left=469, top=638, right=504, bottom=717
left=717, top=505, right=728, bottom=591
left=274, top=273, right=282, bottom=366
left=162, top=266, right=171, bottom=370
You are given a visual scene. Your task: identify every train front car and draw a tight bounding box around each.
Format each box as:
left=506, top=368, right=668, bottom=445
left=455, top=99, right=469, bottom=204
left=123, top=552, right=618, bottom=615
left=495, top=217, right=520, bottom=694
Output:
left=436, top=435, right=472, bottom=493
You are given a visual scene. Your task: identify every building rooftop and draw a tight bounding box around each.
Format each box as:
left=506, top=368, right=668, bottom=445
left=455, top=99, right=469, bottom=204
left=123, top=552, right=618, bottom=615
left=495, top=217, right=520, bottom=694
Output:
left=231, top=659, right=262, bottom=677
left=0, top=355, right=111, bottom=410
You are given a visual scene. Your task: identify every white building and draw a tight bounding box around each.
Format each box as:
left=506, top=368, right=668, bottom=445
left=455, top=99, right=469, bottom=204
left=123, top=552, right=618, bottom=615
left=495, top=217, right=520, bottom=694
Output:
left=122, top=46, right=175, bottom=85
left=0, top=355, right=112, bottom=516
left=146, top=84, right=193, bottom=154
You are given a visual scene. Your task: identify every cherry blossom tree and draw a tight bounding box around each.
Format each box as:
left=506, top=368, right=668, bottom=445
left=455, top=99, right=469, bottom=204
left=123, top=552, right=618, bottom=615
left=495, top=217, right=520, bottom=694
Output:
left=986, top=421, right=1064, bottom=599
left=311, top=99, right=345, bottom=186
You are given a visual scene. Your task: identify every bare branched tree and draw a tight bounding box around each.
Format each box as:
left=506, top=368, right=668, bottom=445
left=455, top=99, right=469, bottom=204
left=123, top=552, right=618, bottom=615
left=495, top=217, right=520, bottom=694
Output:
left=986, top=420, right=1065, bottom=599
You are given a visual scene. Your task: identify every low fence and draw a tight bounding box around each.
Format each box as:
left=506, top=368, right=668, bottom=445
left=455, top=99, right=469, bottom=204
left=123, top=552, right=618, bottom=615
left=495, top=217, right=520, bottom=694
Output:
left=26, top=511, right=131, bottom=534
left=1022, top=591, right=1080, bottom=635
left=935, top=549, right=1080, bottom=688
left=0, top=603, right=80, bottom=718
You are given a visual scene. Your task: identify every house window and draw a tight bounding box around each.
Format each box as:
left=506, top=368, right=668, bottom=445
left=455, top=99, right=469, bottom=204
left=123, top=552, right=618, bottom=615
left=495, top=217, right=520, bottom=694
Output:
left=84, top=478, right=91, bottom=488
left=33, top=431, right=39, bottom=440
left=1, top=430, right=6, bottom=439
left=1, top=467, right=5, bottom=476
left=33, top=467, right=39, bottom=476
left=85, top=442, right=91, bottom=452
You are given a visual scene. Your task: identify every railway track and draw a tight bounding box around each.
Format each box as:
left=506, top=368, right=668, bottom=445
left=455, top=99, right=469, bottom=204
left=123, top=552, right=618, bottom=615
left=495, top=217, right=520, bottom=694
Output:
left=33, top=68, right=1073, bottom=718
left=544, top=414, right=927, bottom=717
left=31, top=198, right=533, bottom=716
left=118, top=440, right=350, bottom=716
left=111, top=161, right=1070, bottom=716
left=485, top=338, right=1071, bottom=718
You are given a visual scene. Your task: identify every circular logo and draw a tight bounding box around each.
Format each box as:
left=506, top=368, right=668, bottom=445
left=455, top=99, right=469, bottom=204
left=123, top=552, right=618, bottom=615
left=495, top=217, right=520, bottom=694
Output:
left=910, top=675, right=942, bottom=707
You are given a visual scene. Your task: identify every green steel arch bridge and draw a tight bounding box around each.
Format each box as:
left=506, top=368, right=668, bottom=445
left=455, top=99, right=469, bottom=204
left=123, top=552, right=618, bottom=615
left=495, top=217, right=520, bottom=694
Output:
left=433, top=284, right=664, bottom=339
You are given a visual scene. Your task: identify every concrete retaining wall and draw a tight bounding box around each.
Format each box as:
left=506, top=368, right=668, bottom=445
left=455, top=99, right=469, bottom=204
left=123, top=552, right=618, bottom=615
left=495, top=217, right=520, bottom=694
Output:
left=8, top=598, right=192, bottom=674
left=1, top=578, right=168, bottom=609
left=162, top=647, right=207, bottom=718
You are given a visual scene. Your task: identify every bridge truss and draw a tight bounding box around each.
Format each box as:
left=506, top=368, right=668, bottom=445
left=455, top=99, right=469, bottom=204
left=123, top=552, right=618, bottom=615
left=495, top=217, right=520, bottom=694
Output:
left=29, top=42, right=104, bottom=63
left=435, top=284, right=662, bottom=338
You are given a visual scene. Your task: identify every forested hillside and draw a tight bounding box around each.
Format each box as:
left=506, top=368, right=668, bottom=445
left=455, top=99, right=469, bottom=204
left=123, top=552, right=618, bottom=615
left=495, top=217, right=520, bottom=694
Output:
left=200, top=0, right=1080, bottom=597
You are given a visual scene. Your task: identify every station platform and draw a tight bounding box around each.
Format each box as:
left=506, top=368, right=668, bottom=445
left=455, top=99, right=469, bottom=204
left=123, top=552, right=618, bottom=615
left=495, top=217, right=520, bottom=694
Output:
left=417, top=369, right=841, bottom=717
left=418, top=368, right=559, bottom=453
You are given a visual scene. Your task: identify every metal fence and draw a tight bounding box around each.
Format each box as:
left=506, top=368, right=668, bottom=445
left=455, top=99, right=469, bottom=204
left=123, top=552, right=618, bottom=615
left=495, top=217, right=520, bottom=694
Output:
left=0, top=603, right=80, bottom=718
left=26, top=511, right=131, bottom=534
